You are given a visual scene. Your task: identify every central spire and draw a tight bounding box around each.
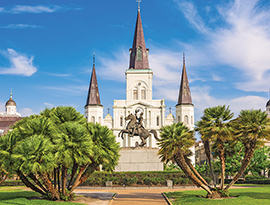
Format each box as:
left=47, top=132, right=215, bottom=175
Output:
left=129, top=6, right=149, bottom=70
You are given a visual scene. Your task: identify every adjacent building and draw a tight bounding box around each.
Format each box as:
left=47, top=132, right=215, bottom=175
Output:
left=0, top=91, right=22, bottom=136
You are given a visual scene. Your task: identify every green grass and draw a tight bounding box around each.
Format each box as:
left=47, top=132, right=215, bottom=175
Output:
left=0, top=187, right=84, bottom=205
left=232, top=184, right=270, bottom=187
left=166, top=187, right=270, bottom=205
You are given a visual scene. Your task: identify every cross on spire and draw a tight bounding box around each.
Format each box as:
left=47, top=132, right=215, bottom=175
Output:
left=183, top=52, right=185, bottom=65
left=169, top=107, right=171, bottom=113
left=107, top=108, right=110, bottom=114
left=137, top=0, right=142, bottom=11
left=10, top=89, right=12, bottom=99
left=93, top=52, right=95, bottom=67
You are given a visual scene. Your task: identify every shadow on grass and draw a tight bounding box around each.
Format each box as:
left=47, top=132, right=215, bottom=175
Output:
left=0, top=191, right=40, bottom=201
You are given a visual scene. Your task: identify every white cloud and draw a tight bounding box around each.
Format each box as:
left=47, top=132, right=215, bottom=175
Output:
left=173, top=0, right=270, bottom=92
left=192, top=86, right=267, bottom=120
left=41, top=85, right=88, bottom=95
left=43, top=102, right=55, bottom=108
left=98, top=49, right=129, bottom=82
left=0, top=49, right=37, bottom=76
left=19, top=108, right=36, bottom=117
left=0, top=24, right=42, bottom=29
left=3, top=5, right=60, bottom=14
left=0, top=5, right=82, bottom=14
left=46, top=73, right=71, bottom=77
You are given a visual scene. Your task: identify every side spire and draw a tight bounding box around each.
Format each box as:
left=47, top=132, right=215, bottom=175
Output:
left=129, top=4, right=149, bottom=70
left=177, top=53, right=193, bottom=105
left=85, top=53, right=101, bottom=106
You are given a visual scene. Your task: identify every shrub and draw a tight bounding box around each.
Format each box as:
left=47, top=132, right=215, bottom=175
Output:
left=80, top=171, right=192, bottom=187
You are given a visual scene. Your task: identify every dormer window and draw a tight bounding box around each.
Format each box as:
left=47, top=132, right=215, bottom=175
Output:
left=136, top=46, right=142, bottom=61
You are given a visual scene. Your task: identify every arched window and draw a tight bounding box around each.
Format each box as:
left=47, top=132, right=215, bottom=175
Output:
left=136, top=46, right=142, bottom=61
left=184, top=115, right=188, bottom=125
left=98, top=117, right=101, bottom=124
left=120, top=117, right=123, bottom=127
left=141, top=89, right=146, bottom=100
left=133, top=89, right=138, bottom=100
left=178, top=116, right=180, bottom=123
left=91, top=116, right=95, bottom=123
left=149, top=111, right=151, bottom=127
left=156, top=116, right=160, bottom=126
left=191, top=116, right=193, bottom=125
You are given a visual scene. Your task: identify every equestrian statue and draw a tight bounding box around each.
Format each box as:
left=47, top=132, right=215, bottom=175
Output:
left=118, top=109, right=158, bottom=147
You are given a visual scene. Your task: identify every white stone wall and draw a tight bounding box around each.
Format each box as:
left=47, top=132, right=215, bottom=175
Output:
left=175, top=104, right=195, bottom=165
left=85, top=105, right=103, bottom=125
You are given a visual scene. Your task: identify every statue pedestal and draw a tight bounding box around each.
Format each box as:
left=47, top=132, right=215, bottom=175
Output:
left=114, top=147, right=164, bottom=172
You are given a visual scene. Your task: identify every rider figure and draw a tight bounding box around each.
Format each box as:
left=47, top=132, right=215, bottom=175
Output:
left=130, top=110, right=144, bottom=137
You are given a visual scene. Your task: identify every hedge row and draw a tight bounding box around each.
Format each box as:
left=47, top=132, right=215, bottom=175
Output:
left=0, top=180, right=24, bottom=187
left=81, top=171, right=193, bottom=186
left=224, top=179, right=270, bottom=184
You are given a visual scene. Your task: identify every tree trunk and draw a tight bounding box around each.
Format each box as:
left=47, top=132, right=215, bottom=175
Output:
left=219, top=145, right=225, bottom=189
left=174, top=151, right=212, bottom=195
left=67, top=163, right=78, bottom=189
left=203, top=139, right=216, bottom=187
left=184, top=155, right=209, bottom=187
left=39, top=172, right=60, bottom=200
left=28, top=173, right=47, bottom=193
left=79, top=162, right=99, bottom=185
left=0, top=174, right=8, bottom=184
left=225, top=142, right=256, bottom=190
left=53, top=168, right=57, bottom=189
left=16, top=170, right=45, bottom=196
left=69, top=164, right=88, bottom=193
left=61, top=166, right=68, bottom=196
left=57, top=167, right=61, bottom=193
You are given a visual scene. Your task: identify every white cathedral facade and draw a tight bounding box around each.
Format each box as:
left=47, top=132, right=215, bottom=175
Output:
left=84, top=8, right=195, bottom=164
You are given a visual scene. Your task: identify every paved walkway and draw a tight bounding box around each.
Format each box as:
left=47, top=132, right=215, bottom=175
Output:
left=75, top=187, right=201, bottom=205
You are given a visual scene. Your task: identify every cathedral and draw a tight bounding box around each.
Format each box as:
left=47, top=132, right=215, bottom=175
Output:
left=84, top=7, right=195, bottom=165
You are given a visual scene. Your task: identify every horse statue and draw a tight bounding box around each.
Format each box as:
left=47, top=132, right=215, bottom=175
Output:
left=118, top=113, right=159, bottom=147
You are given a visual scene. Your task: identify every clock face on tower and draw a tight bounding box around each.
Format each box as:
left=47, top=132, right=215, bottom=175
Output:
left=135, top=107, right=144, bottom=115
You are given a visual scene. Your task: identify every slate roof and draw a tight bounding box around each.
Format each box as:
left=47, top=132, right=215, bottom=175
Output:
left=177, top=53, right=193, bottom=106
left=85, top=56, right=101, bottom=106
left=129, top=9, right=149, bottom=70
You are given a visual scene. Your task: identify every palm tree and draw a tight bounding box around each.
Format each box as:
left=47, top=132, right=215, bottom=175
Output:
left=195, top=119, right=216, bottom=187
left=15, top=134, right=59, bottom=200
left=225, top=109, right=270, bottom=190
left=69, top=123, right=120, bottom=192
left=158, top=122, right=212, bottom=194
left=200, top=105, right=234, bottom=189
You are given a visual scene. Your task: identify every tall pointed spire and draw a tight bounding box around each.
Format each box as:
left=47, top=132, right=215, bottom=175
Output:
left=177, top=53, right=193, bottom=105
left=129, top=5, right=149, bottom=70
left=85, top=53, right=101, bottom=106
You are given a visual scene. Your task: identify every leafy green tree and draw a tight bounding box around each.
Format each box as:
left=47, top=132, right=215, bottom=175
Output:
left=245, top=146, right=270, bottom=177
left=158, top=122, right=212, bottom=195
left=225, top=109, right=270, bottom=190
left=159, top=106, right=270, bottom=199
left=0, top=106, right=120, bottom=201
left=200, top=105, right=234, bottom=189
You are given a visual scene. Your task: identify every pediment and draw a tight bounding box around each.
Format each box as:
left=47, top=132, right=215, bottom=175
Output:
left=126, top=101, right=154, bottom=108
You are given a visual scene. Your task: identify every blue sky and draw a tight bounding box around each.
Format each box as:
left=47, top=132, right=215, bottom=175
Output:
left=0, top=0, right=269, bottom=124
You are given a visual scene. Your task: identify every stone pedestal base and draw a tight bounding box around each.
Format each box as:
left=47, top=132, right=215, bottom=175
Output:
left=114, top=147, right=163, bottom=172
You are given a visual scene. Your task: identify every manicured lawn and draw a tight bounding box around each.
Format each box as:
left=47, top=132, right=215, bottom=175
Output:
left=0, top=187, right=83, bottom=205
left=166, top=187, right=270, bottom=205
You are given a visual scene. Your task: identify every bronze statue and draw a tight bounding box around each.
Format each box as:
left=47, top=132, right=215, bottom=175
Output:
left=118, top=110, right=158, bottom=147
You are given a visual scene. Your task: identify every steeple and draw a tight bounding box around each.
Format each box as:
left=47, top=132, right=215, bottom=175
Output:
left=129, top=6, right=149, bottom=70
left=85, top=53, right=101, bottom=106
left=177, top=53, right=193, bottom=105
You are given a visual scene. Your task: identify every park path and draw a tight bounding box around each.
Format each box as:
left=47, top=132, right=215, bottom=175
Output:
left=111, top=189, right=168, bottom=205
